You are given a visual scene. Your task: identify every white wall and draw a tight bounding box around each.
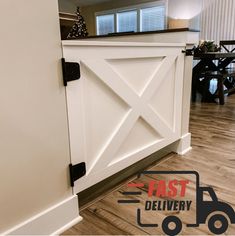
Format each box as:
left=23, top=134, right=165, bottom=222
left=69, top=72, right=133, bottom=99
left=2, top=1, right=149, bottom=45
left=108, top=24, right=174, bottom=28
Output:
left=168, top=0, right=202, bottom=30
left=168, top=0, right=202, bottom=20
left=0, top=0, right=73, bottom=233
left=58, top=0, right=77, bottom=13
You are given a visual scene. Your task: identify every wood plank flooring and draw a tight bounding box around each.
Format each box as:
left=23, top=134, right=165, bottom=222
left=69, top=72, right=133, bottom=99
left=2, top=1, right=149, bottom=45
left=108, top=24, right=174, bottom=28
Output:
left=63, top=95, right=235, bottom=235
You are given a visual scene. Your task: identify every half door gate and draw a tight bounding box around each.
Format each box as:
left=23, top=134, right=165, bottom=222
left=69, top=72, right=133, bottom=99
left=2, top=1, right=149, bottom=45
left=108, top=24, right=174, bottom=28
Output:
left=62, top=41, right=185, bottom=194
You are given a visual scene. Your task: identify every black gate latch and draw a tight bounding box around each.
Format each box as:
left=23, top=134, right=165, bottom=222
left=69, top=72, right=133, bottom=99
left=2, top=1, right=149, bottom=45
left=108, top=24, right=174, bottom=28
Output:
left=62, top=58, right=80, bottom=86
left=69, top=162, right=86, bottom=187
left=182, top=47, right=196, bottom=56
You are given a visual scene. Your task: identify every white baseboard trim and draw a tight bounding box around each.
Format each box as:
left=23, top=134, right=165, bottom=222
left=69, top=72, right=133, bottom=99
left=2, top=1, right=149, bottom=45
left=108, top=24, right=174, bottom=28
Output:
left=178, top=146, right=192, bottom=155
left=3, top=195, right=82, bottom=235
left=173, top=133, right=192, bottom=155
left=52, top=216, right=82, bottom=235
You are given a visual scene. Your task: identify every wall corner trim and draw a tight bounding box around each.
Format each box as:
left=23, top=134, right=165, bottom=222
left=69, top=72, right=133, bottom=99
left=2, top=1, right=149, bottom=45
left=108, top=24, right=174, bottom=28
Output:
left=2, top=195, right=81, bottom=235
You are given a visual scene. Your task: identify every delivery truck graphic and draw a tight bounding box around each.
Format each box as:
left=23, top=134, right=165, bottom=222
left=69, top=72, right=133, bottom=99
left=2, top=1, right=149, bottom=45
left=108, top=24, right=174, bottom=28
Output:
left=118, top=171, right=235, bottom=235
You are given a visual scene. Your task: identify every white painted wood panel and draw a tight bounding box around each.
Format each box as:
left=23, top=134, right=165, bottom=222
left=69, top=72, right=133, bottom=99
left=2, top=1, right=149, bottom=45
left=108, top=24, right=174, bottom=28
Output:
left=62, top=41, right=186, bottom=193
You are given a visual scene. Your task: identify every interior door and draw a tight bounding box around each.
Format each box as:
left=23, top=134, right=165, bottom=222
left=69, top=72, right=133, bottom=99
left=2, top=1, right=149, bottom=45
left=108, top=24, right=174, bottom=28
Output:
left=62, top=41, right=185, bottom=193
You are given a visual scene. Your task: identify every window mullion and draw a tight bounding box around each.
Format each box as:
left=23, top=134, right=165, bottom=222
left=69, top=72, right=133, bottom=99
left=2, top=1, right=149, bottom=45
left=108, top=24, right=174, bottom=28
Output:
left=115, top=12, right=118, bottom=33
left=138, top=9, right=141, bottom=32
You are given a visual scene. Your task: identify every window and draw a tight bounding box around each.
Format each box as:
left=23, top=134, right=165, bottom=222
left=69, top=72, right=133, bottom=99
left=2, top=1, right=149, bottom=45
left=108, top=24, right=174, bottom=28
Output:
left=95, top=1, right=166, bottom=35
left=96, top=14, right=115, bottom=35
left=117, top=10, right=137, bottom=33
left=141, top=6, right=165, bottom=31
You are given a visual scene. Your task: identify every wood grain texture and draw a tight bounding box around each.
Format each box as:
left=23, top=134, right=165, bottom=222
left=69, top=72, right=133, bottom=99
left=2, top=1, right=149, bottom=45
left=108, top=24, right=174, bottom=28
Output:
left=62, top=95, right=235, bottom=235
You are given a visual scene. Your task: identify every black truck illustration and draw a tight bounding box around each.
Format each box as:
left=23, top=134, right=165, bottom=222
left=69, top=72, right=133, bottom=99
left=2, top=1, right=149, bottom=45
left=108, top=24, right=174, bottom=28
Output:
left=118, top=171, right=235, bottom=235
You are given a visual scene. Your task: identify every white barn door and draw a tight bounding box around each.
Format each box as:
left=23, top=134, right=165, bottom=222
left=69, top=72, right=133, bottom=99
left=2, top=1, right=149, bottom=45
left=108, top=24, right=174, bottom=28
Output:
left=62, top=41, right=185, bottom=194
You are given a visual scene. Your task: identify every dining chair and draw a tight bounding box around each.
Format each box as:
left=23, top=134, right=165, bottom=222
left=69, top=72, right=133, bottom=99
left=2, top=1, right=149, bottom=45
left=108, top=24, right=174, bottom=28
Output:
left=220, top=40, right=235, bottom=53
left=203, top=69, right=235, bottom=105
left=219, top=40, right=235, bottom=96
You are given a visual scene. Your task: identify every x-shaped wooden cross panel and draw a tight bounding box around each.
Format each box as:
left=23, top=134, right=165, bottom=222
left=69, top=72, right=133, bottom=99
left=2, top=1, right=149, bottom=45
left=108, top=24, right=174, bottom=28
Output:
left=81, top=55, right=177, bottom=174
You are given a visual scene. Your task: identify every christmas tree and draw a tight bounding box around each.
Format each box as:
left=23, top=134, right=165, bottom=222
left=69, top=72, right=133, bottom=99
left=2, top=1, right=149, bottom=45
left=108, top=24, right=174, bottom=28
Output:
left=67, top=7, right=88, bottom=39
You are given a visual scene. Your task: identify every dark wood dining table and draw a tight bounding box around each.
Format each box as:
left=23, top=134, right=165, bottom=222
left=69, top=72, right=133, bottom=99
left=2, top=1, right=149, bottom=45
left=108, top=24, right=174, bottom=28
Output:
left=192, top=52, right=235, bottom=102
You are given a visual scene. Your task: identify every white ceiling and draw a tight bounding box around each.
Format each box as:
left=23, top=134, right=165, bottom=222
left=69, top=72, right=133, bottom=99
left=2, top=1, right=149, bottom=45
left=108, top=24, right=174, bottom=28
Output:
left=72, top=0, right=114, bottom=6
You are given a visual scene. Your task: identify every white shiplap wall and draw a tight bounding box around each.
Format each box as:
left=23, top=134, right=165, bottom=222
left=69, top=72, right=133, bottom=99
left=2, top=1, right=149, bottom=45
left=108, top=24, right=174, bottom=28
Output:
left=200, top=0, right=235, bottom=44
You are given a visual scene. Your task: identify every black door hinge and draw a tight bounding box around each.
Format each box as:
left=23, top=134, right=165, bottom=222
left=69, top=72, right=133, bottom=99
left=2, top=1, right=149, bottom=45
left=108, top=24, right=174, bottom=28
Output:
left=62, top=58, right=80, bottom=86
left=69, top=162, right=86, bottom=187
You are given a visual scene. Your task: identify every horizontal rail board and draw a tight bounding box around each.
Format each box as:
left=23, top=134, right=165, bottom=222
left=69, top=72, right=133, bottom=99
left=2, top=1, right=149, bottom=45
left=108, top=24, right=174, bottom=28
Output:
left=62, top=40, right=186, bottom=48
